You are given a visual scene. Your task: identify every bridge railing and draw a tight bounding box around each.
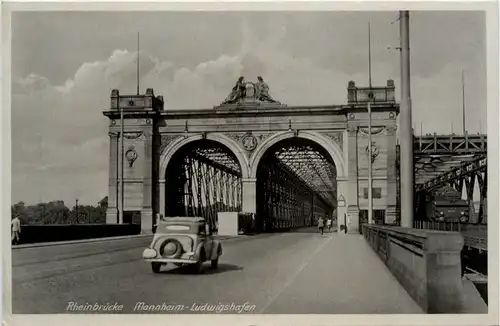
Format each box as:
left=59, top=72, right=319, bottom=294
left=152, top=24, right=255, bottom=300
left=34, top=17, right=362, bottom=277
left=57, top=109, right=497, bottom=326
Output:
left=362, top=224, right=465, bottom=313
left=413, top=221, right=487, bottom=251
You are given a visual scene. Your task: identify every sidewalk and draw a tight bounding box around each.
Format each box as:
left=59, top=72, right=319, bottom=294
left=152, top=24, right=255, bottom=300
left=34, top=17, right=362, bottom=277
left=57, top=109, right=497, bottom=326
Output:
left=263, top=233, right=424, bottom=314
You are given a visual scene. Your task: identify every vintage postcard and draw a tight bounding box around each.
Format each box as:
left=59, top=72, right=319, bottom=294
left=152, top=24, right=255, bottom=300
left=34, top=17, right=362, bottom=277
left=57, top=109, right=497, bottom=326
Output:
left=1, top=1, right=498, bottom=326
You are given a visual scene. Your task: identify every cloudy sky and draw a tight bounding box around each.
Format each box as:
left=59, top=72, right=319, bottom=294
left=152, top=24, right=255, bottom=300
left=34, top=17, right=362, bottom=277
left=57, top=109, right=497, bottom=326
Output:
left=11, top=11, right=486, bottom=206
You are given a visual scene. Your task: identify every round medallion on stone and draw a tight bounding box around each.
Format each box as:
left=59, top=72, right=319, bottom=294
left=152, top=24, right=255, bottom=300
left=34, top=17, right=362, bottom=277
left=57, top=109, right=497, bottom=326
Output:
left=365, top=143, right=379, bottom=163
left=242, top=134, right=257, bottom=151
left=389, top=112, right=395, bottom=119
left=349, top=113, right=355, bottom=120
left=125, top=148, right=138, bottom=167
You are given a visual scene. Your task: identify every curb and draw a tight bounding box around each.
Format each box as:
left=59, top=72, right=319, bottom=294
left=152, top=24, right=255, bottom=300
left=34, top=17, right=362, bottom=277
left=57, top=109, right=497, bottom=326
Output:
left=12, top=234, right=249, bottom=250
left=11, top=234, right=151, bottom=250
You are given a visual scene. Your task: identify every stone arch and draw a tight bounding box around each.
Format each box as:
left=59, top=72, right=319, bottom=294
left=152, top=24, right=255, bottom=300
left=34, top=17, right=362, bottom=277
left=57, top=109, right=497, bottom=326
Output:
left=159, top=133, right=250, bottom=180
left=249, top=130, right=346, bottom=179
left=158, top=133, right=250, bottom=217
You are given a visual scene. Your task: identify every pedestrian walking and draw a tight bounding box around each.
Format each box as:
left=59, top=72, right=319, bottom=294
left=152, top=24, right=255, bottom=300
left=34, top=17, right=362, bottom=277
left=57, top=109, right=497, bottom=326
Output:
left=318, top=217, right=324, bottom=235
left=11, top=214, right=21, bottom=245
left=326, top=218, right=332, bottom=232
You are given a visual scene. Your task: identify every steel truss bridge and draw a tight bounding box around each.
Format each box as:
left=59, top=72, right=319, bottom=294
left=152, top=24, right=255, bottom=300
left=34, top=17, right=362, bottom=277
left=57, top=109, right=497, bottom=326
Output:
left=165, top=140, right=243, bottom=229
left=412, top=133, right=488, bottom=251
left=163, top=130, right=487, bottom=236
left=165, top=138, right=337, bottom=232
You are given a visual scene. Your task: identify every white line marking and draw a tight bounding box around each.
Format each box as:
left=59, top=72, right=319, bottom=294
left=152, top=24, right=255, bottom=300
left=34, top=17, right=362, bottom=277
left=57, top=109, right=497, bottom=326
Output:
left=259, top=236, right=332, bottom=313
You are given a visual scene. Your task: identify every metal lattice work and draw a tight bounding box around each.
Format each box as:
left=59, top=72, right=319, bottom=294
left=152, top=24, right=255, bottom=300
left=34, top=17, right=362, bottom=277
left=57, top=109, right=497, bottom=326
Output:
left=414, top=154, right=481, bottom=188
left=275, top=145, right=337, bottom=205
left=433, top=157, right=487, bottom=224
left=414, top=134, right=487, bottom=155
left=256, top=138, right=337, bottom=232
left=165, top=140, right=242, bottom=230
left=413, top=133, right=488, bottom=225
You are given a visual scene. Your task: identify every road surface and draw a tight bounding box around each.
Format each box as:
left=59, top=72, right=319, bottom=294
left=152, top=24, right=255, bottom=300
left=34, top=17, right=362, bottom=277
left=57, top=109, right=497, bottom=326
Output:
left=12, top=229, right=422, bottom=314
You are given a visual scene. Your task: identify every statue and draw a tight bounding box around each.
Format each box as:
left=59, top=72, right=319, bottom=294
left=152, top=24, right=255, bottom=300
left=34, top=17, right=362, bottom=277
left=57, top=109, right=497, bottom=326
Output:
left=222, top=76, right=247, bottom=104
left=219, top=76, right=282, bottom=106
left=255, top=76, right=280, bottom=103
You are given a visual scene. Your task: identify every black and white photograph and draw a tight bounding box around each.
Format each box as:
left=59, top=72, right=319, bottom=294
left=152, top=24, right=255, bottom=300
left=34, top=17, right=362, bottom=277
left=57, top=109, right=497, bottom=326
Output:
left=2, top=3, right=498, bottom=325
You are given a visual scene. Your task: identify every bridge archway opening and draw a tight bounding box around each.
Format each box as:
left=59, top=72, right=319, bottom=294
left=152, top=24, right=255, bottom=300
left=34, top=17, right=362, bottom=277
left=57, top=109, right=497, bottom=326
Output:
left=255, top=138, right=337, bottom=232
left=164, top=139, right=242, bottom=230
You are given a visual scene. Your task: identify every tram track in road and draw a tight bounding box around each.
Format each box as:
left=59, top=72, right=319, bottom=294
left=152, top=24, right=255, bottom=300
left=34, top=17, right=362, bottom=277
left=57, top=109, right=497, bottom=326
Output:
left=258, top=236, right=332, bottom=313
left=11, top=232, right=274, bottom=284
left=12, top=232, right=328, bottom=313
left=12, top=239, right=150, bottom=268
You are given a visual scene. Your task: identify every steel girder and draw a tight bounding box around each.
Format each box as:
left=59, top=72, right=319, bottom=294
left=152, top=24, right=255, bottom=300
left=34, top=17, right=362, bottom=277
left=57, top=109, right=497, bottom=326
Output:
left=165, top=141, right=242, bottom=230
left=416, top=156, right=486, bottom=192
left=415, top=156, right=487, bottom=224
left=166, top=139, right=337, bottom=233
left=272, top=144, right=337, bottom=206
left=414, top=155, right=480, bottom=186
left=257, top=155, right=331, bottom=232
left=413, top=133, right=487, bottom=196
left=414, top=134, right=487, bottom=155
left=256, top=140, right=336, bottom=232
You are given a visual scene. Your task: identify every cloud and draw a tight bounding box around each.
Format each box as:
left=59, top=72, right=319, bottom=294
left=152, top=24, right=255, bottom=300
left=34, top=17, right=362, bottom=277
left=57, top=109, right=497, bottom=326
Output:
left=11, top=28, right=360, bottom=205
left=11, top=18, right=486, bottom=206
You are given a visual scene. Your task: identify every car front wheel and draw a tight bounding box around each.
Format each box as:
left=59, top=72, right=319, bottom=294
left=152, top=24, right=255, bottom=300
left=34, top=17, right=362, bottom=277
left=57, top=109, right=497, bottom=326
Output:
left=211, top=258, right=219, bottom=269
left=151, top=262, right=162, bottom=273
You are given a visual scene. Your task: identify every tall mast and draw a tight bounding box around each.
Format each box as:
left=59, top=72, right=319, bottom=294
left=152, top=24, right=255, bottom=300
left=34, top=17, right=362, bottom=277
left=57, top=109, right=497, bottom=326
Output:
left=367, top=21, right=373, bottom=225
left=137, top=32, right=140, bottom=95
left=462, top=69, right=466, bottom=135
left=368, top=22, right=372, bottom=88
left=399, top=11, right=414, bottom=228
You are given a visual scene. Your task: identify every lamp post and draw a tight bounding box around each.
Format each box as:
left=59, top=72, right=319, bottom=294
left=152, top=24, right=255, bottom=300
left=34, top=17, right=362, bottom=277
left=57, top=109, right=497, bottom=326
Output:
left=367, top=22, right=374, bottom=225
left=119, top=101, right=124, bottom=224
left=368, top=92, right=374, bottom=225
left=399, top=10, right=414, bottom=227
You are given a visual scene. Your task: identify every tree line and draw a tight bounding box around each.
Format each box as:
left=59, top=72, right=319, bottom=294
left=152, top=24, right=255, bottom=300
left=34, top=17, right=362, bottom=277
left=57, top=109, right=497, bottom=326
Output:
left=11, top=197, right=108, bottom=225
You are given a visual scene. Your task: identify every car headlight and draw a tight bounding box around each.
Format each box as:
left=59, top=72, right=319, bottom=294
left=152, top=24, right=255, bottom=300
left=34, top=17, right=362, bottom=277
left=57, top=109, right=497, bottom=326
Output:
left=142, top=248, right=157, bottom=259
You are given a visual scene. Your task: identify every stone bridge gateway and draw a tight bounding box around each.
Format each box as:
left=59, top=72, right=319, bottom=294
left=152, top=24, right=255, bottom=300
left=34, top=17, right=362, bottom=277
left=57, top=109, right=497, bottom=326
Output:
left=103, top=79, right=399, bottom=234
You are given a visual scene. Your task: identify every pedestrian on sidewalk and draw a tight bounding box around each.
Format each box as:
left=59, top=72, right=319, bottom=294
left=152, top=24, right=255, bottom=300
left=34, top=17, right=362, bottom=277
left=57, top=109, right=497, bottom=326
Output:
left=318, top=217, right=324, bottom=235
left=326, top=218, right=332, bottom=232
left=11, top=214, right=21, bottom=245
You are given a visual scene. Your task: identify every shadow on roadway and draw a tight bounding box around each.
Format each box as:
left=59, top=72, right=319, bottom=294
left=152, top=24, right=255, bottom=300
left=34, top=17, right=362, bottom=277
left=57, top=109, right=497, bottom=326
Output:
left=161, top=263, right=243, bottom=275
left=286, top=226, right=338, bottom=234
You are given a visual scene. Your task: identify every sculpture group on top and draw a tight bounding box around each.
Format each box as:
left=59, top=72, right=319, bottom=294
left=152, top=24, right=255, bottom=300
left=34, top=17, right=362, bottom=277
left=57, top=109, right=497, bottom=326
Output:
left=222, top=76, right=280, bottom=104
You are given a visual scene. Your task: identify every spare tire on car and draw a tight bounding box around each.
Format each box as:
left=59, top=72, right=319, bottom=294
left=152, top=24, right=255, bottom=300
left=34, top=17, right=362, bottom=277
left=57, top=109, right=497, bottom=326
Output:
left=159, top=239, right=183, bottom=259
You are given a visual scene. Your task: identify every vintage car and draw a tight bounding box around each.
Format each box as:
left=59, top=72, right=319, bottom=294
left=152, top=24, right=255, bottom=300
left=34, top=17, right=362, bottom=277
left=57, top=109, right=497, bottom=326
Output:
left=142, top=217, right=223, bottom=273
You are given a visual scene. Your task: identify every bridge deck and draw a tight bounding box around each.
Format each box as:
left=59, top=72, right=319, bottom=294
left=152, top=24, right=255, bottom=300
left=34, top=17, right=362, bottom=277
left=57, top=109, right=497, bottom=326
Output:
left=12, top=230, right=422, bottom=314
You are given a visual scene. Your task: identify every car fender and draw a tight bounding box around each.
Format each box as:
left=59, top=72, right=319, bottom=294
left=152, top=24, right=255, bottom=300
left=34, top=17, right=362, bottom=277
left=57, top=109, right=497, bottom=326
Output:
left=194, top=243, right=206, bottom=261
left=210, top=240, right=222, bottom=260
